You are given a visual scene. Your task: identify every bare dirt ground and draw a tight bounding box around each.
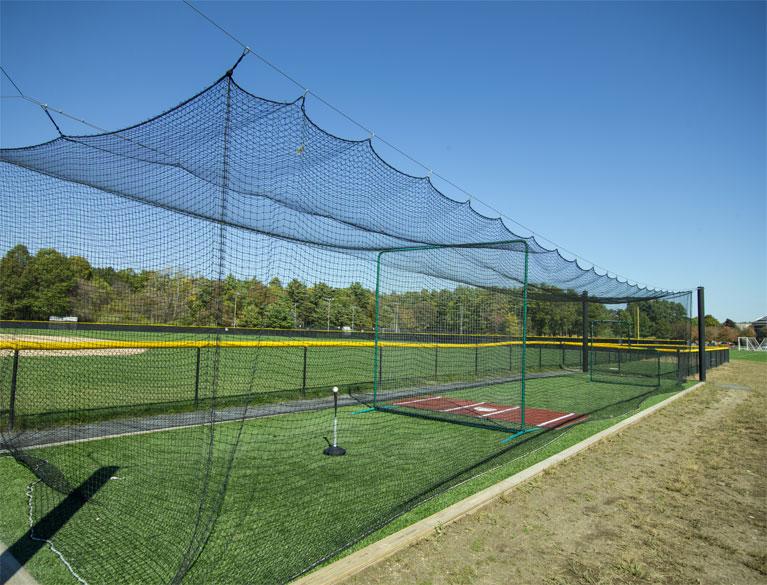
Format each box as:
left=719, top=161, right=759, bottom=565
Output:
left=0, top=334, right=146, bottom=357
left=347, top=360, right=766, bottom=585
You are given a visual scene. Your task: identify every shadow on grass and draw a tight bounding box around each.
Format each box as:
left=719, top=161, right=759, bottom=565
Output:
left=0, top=465, right=118, bottom=584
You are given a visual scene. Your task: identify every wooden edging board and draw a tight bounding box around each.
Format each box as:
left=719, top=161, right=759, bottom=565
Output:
left=292, top=380, right=706, bottom=585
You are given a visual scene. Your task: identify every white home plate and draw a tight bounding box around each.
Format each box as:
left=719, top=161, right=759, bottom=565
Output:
left=473, top=406, right=497, bottom=413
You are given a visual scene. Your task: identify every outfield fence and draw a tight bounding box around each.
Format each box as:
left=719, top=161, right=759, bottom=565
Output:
left=0, top=337, right=728, bottom=432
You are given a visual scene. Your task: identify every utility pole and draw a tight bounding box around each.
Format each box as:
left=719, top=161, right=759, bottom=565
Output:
left=233, top=292, right=241, bottom=328
left=324, top=297, right=334, bottom=331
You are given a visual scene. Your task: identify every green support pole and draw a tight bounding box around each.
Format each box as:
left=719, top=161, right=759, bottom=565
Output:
left=434, top=345, right=438, bottom=379
left=302, top=346, right=308, bottom=397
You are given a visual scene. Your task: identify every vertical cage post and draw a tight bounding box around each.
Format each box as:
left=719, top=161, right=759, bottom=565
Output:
left=8, top=349, right=19, bottom=431
left=378, top=346, right=383, bottom=391
left=656, top=351, right=661, bottom=387
left=372, top=252, right=383, bottom=405
left=193, top=346, right=201, bottom=406
left=302, top=346, right=308, bottom=397
left=697, top=286, right=706, bottom=381
left=581, top=292, right=589, bottom=373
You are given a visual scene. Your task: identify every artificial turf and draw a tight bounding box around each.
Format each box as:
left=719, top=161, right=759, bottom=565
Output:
left=0, top=372, right=687, bottom=584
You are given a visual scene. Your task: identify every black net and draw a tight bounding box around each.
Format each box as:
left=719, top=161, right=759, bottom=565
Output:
left=0, top=74, right=721, bottom=584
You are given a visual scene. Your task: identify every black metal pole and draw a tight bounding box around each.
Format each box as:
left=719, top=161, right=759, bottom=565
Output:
left=475, top=344, right=479, bottom=376
left=9, top=349, right=19, bottom=431
left=697, top=286, right=706, bottom=381
left=434, top=346, right=438, bottom=379
left=302, top=346, right=308, bottom=397
left=581, top=292, right=589, bottom=373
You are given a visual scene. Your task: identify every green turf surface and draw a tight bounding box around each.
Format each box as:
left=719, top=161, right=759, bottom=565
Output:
left=0, top=373, right=687, bottom=584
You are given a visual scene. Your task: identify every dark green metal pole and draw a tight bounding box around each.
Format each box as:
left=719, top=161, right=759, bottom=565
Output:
left=378, top=345, right=383, bottom=389
left=302, top=346, right=308, bottom=397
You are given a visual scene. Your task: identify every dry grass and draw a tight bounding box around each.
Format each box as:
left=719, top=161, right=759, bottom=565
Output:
left=347, top=360, right=766, bottom=585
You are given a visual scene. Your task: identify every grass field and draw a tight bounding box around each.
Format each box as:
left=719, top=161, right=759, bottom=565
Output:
left=1, top=332, right=590, bottom=427
left=0, top=326, right=684, bottom=429
left=0, top=370, right=690, bottom=585
left=729, top=349, right=767, bottom=362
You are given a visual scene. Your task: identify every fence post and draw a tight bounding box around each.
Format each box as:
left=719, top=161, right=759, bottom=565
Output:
left=302, top=346, right=308, bottom=397
left=538, top=346, right=542, bottom=369
left=657, top=351, right=661, bottom=387
left=434, top=346, right=438, bottom=379
left=697, top=286, right=706, bottom=381
left=193, top=347, right=201, bottom=406
left=475, top=344, right=479, bottom=377
left=378, top=345, right=383, bottom=388
left=8, top=349, right=19, bottom=431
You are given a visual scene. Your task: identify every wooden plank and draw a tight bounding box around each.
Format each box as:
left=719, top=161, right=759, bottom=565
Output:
left=292, top=381, right=705, bottom=585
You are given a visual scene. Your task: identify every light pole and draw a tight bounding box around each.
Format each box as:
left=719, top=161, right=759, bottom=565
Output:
left=233, top=292, right=241, bottom=328
left=324, top=297, right=334, bottom=331
left=351, top=306, right=356, bottom=330
left=459, top=303, right=464, bottom=335
left=293, top=303, right=298, bottom=328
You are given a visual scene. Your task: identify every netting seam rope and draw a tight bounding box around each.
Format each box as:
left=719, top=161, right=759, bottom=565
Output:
left=24, top=481, right=89, bottom=585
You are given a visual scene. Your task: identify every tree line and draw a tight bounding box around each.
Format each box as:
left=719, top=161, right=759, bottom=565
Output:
left=0, top=244, right=695, bottom=339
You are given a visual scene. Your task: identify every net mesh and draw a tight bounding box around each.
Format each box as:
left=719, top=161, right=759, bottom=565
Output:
left=0, top=73, right=722, bottom=584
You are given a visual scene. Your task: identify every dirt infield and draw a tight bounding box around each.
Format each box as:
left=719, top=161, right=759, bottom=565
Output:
left=0, top=334, right=146, bottom=357
left=347, top=360, right=766, bottom=585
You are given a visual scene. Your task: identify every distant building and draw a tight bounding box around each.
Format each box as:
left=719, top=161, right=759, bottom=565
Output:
left=753, top=316, right=767, bottom=339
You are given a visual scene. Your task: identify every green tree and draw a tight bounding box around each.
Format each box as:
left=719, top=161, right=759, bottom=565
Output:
left=26, top=248, right=76, bottom=319
left=0, top=244, right=33, bottom=319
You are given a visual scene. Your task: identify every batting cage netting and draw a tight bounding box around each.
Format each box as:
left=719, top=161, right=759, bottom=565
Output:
left=0, top=72, right=725, bottom=584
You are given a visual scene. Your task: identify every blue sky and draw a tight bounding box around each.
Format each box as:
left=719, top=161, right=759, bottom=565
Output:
left=1, top=1, right=764, bottom=321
